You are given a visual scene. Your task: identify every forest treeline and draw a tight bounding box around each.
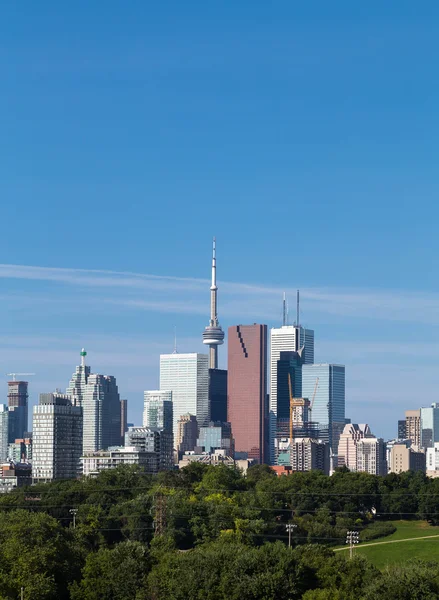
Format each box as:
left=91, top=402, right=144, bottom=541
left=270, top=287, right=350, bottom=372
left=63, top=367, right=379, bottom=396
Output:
left=0, top=464, right=438, bottom=599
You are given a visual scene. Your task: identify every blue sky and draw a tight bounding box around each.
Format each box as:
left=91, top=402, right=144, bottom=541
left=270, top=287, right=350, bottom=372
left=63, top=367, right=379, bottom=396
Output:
left=1, top=2, right=439, bottom=438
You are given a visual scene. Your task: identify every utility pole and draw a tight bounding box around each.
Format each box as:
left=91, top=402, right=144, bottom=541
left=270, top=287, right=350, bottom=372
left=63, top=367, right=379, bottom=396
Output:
left=69, top=508, right=78, bottom=529
left=346, top=530, right=359, bottom=559
left=20, top=587, right=24, bottom=600
left=285, top=523, right=297, bottom=548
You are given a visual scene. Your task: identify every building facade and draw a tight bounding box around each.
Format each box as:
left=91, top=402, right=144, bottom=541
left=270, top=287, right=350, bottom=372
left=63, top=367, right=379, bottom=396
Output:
left=269, top=326, right=314, bottom=465
left=197, top=421, right=233, bottom=455
left=82, top=447, right=160, bottom=477
left=0, top=405, right=8, bottom=463
left=176, top=413, right=198, bottom=455
left=398, top=419, right=406, bottom=439
left=227, top=324, right=268, bottom=464
left=290, top=438, right=329, bottom=475
left=405, top=410, right=421, bottom=449
left=420, top=403, right=439, bottom=449
left=7, top=381, right=28, bottom=443
left=356, top=438, right=387, bottom=475
left=125, top=426, right=173, bottom=470
left=426, top=443, right=439, bottom=474
left=160, top=353, right=209, bottom=437
left=8, top=437, right=32, bottom=463
left=120, top=399, right=128, bottom=445
left=32, top=393, right=83, bottom=482
left=66, top=350, right=121, bottom=453
left=302, top=364, right=345, bottom=450
left=337, top=423, right=374, bottom=471
left=390, top=443, right=426, bottom=474
left=143, top=390, right=173, bottom=433
left=209, top=369, right=227, bottom=423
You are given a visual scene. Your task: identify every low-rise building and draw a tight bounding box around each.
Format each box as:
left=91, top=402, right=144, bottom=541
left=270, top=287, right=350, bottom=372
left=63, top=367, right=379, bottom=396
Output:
left=178, top=449, right=254, bottom=473
left=82, top=446, right=160, bottom=477
left=0, top=462, right=32, bottom=493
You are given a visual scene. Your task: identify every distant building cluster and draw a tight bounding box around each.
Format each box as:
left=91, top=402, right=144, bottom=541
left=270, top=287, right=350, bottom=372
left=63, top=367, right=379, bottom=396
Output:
left=1, top=239, right=438, bottom=490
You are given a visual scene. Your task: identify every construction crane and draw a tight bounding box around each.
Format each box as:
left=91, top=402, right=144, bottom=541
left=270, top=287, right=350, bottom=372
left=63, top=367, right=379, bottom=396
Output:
left=308, top=377, right=319, bottom=421
left=6, top=373, right=35, bottom=382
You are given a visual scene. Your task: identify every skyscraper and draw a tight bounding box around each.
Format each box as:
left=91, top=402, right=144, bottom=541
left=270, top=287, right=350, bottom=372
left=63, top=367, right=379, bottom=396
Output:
left=7, top=381, right=28, bottom=442
left=0, top=405, right=9, bottom=462
left=202, top=238, right=224, bottom=370
left=302, top=363, right=345, bottom=450
left=143, top=390, right=173, bottom=432
left=420, top=403, right=439, bottom=449
left=120, top=399, right=128, bottom=445
left=208, top=369, right=227, bottom=423
left=269, top=315, right=314, bottom=465
left=160, top=353, right=209, bottom=437
left=337, top=423, right=373, bottom=471
left=227, top=324, right=268, bottom=464
left=32, top=393, right=83, bottom=482
left=66, top=349, right=122, bottom=453
left=405, top=409, right=421, bottom=449
left=176, top=414, right=198, bottom=455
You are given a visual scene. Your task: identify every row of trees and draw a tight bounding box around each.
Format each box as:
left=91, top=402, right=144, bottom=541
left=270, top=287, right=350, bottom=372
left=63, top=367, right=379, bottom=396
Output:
left=0, top=464, right=437, bottom=598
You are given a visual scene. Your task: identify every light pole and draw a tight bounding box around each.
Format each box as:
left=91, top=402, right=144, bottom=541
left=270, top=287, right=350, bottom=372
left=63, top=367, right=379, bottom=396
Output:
left=69, top=508, right=78, bottom=529
left=346, top=530, right=359, bottom=559
left=286, top=523, right=297, bottom=548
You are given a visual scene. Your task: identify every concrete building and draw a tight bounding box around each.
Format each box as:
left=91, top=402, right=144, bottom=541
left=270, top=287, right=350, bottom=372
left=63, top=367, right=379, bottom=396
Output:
left=269, top=322, right=314, bottom=465
left=178, top=448, right=254, bottom=473
left=32, top=393, right=83, bottom=482
left=390, top=443, right=426, bottom=474
left=420, top=403, right=439, bottom=449
left=426, top=443, right=439, bottom=474
left=337, top=423, right=374, bottom=471
left=302, top=364, right=345, bottom=451
left=7, top=381, right=28, bottom=443
left=0, top=405, right=9, bottom=463
left=176, top=414, right=198, bottom=455
left=120, top=399, right=128, bottom=445
left=0, top=462, right=32, bottom=493
left=197, top=421, right=233, bottom=455
left=8, top=437, right=32, bottom=463
left=356, top=438, right=387, bottom=475
left=405, top=410, right=421, bottom=449
left=228, top=324, right=268, bottom=464
left=290, top=438, right=330, bottom=475
left=66, top=349, right=122, bottom=453
left=160, top=353, right=209, bottom=437
left=125, top=426, right=173, bottom=470
left=82, top=447, right=160, bottom=477
left=143, top=390, right=173, bottom=433
left=398, top=419, right=406, bottom=439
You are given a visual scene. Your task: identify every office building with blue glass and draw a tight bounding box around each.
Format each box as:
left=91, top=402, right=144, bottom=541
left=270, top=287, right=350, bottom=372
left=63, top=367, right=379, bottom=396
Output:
left=302, top=363, right=345, bottom=450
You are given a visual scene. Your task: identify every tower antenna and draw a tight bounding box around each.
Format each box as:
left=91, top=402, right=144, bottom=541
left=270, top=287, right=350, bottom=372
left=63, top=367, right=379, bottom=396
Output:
left=173, top=327, right=178, bottom=354
left=296, top=290, right=300, bottom=327
left=282, top=292, right=287, bottom=327
left=202, top=237, right=224, bottom=368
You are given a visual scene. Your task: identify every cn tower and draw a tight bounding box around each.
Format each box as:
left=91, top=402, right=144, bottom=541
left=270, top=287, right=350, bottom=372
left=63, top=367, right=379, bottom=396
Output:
left=202, top=237, right=224, bottom=369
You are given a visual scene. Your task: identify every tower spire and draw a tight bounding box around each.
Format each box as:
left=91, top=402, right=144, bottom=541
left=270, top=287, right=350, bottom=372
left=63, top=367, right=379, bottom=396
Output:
left=296, top=289, right=300, bottom=327
left=80, top=348, right=87, bottom=368
left=282, top=292, right=287, bottom=326
left=202, top=237, right=224, bottom=369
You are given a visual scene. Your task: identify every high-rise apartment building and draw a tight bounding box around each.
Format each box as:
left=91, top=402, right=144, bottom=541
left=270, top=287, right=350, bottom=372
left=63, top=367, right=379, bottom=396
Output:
left=32, top=393, right=82, bottom=482
left=337, top=423, right=373, bottom=471
left=269, top=325, right=314, bottom=464
left=125, top=426, right=173, bottom=470
left=390, top=444, right=425, bottom=474
left=302, top=364, right=345, bottom=450
left=356, top=438, right=387, bottom=476
left=176, top=414, right=198, bottom=455
left=290, top=438, right=330, bottom=475
left=7, top=381, right=28, bottom=443
left=405, top=410, right=421, bottom=449
left=143, top=390, right=173, bottom=433
left=420, top=403, right=439, bottom=449
left=0, top=405, right=8, bottom=462
left=228, top=324, right=268, bottom=464
left=160, top=353, right=209, bottom=437
left=66, top=350, right=122, bottom=453
left=120, top=399, right=128, bottom=445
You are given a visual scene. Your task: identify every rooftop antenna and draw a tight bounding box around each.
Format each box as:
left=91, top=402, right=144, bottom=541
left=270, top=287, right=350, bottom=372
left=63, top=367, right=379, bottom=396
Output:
left=173, top=327, right=178, bottom=354
left=282, top=292, right=287, bottom=326
left=296, top=290, right=300, bottom=327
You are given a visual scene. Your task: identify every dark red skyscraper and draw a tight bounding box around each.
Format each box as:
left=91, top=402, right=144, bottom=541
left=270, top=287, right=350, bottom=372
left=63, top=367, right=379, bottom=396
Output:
left=227, top=324, right=268, bottom=464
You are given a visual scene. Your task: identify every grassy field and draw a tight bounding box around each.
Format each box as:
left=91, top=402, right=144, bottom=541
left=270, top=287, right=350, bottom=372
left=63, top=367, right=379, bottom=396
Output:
left=335, top=521, right=439, bottom=569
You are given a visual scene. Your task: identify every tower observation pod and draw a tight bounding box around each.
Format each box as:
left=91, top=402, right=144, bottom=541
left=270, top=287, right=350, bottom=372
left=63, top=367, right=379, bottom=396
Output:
left=202, top=237, right=225, bottom=369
